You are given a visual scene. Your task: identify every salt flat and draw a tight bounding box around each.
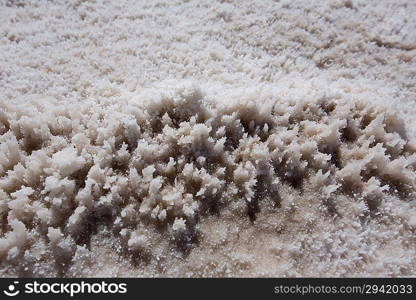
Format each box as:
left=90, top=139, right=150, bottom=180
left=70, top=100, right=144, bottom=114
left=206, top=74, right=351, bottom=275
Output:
left=0, top=0, right=416, bottom=277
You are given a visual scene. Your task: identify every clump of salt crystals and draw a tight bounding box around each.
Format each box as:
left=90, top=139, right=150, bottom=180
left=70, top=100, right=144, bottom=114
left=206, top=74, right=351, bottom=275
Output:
left=1, top=81, right=415, bottom=276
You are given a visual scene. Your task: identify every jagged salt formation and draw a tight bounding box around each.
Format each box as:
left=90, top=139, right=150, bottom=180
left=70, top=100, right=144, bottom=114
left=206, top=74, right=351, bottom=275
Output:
left=0, top=82, right=415, bottom=276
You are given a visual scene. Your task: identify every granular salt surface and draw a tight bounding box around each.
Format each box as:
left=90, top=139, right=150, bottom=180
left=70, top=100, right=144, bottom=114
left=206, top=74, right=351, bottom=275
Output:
left=0, top=0, right=416, bottom=277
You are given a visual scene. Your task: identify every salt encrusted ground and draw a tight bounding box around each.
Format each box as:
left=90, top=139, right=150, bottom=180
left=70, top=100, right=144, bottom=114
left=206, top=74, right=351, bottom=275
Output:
left=0, top=0, right=416, bottom=277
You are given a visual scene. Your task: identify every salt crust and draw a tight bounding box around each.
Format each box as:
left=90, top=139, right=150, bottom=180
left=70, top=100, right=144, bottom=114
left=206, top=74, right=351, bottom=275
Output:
left=1, top=81, right=416, bottom=276
left=1, top=0, right=416, bottom=277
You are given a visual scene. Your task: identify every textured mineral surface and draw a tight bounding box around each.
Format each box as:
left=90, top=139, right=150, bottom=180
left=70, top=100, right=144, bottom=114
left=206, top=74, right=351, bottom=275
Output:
left=1, top=0, right=416, bottom=277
